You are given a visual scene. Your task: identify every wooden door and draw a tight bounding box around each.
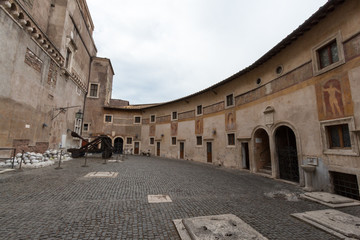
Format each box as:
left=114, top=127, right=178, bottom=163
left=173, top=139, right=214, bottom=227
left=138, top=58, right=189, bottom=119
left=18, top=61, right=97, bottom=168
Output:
left=180, top=142, right=184, bottom=159
left=206, top=142, right=212, bottom=163
left=134, top=142, right=140, bottom=155
left=156, top=142, right=160, bottom=156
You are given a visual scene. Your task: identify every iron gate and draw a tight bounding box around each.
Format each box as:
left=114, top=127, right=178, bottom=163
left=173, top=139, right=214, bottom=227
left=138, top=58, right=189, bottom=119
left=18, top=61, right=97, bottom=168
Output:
left=278, top=146, right=299, bottom=182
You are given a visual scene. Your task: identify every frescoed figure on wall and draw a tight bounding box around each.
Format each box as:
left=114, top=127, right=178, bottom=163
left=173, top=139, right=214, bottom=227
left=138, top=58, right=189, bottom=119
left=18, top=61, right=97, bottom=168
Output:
left=171, top=122, right=178, bottom=136
left=149, top=125, right=156, bottom=136
left=195, top=118, right=203, bottom=135
left=322, top=79, right=344, bottom=117
left=226, top=112, right=236, bottom=131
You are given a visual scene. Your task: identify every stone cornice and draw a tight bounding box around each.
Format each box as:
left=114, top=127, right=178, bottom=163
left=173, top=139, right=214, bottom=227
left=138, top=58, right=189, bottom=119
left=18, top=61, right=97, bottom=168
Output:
left=1, top=0, right=65, bottom=67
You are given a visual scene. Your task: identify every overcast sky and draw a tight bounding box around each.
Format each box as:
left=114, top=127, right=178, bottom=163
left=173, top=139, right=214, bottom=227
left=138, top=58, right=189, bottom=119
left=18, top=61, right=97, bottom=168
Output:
left=87, top=0, right=327, bottom=105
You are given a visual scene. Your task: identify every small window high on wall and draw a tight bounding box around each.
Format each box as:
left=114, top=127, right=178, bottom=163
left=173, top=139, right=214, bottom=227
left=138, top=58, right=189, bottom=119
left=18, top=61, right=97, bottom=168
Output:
left=312, top=32, right=345, bottom=76
left=88, top=83, right=99, bottom=98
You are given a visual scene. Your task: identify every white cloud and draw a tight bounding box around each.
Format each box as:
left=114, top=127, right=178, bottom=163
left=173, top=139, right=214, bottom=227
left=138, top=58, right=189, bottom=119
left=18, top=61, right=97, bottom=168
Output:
left=87, top=0, right=327, bottom=104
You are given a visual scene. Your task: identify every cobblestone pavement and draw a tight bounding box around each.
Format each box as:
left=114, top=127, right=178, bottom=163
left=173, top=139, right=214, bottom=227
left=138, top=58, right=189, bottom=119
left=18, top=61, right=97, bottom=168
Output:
left=1, top=155, right=359, bottom=239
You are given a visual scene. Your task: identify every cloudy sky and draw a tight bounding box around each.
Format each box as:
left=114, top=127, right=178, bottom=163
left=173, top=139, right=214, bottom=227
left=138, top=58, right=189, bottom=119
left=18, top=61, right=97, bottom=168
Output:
left=87, top=0, right=327, bottom=105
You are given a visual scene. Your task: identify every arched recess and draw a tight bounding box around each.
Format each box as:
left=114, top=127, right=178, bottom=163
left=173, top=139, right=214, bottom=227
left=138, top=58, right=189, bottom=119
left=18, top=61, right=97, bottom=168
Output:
left=253, top=127, right=272, bottom=174
left=101, top=136, right=113, bottom=151
left=114, top=137, right=124, bottom=154
left=274, top=125, right=300, bottom=183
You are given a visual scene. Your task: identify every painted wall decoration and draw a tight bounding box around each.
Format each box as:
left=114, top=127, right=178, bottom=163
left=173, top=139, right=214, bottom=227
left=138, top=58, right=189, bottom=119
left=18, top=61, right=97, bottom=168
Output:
left=225, top=111, right=236, bottom=131
left=195, top=118, right=203, bottom=135
left=171, top=122, right=178, bottom=136
left=149, top=125, right=156, bottom=136
left=315, top=75, right=353, bottom=121
left=323, top=79, right=344, bottom=117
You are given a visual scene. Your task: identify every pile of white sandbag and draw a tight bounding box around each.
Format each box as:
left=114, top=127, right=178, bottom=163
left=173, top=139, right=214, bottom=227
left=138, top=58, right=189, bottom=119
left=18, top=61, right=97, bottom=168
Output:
left=0, top=149, right=72, bottom=169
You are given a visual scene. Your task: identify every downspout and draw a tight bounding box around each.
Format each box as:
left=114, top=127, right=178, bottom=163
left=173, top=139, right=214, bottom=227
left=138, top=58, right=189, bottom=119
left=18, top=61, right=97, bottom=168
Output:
left=81, top=56, right=93, bottom=136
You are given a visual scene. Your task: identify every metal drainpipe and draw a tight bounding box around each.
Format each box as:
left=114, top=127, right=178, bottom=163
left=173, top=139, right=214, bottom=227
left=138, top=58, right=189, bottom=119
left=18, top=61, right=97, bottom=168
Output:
left=81, top=57, right=92, bottom=136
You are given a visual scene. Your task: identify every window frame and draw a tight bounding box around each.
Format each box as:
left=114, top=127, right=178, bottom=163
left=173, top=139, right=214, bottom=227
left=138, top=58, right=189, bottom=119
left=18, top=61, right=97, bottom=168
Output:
left=227, top=133, right=236, bottom=146
left=88, top=83, right=99, bottom=98
left=149, top=137, right=155, bottom=145
left=196, top=136, right=203, bottom=146
left=83, top=122, right=90, bottom=132
left=150, top=114, right=156, bottom=123
left=126, top=137, right=133, bottom=145
left=311, top=32, right=345, bottom=76
left=172, top=111, right=178, bottom=121
left=320, top=117, right=359, bottom=156
left=104, top=114, right=113, bottom=123
left=196, top=105, right=203, bottom=116
left=134, top=116, right=142, bottom=124
left=171, top=137, right=177, bottom=146
left=74, top=118, right=82, bottom=135
left=225, top=93, right=234, bottom=108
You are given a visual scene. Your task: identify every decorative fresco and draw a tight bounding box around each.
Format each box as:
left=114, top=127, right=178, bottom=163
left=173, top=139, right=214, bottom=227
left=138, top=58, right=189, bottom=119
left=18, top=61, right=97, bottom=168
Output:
left=195, top=118, right=203, bottom=135
left=171, top=122, right=178, bottom=136
left=315, top=75, right=353, bottom=121
left=149, top=124, right=156, bottom=136
left=225, top=111, right=236, bottom=131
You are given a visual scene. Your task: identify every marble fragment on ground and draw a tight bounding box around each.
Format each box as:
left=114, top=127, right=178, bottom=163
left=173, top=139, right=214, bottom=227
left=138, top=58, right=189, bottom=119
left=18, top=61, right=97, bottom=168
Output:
left=301, top=192, right=360, bottom=208
left=173, top=214, right=268, bottom=240
left=292, top=209, right=360, bottom=239
left=84, top=172, right=118, bottom=178
left=147, top=194, right=172, bottom=203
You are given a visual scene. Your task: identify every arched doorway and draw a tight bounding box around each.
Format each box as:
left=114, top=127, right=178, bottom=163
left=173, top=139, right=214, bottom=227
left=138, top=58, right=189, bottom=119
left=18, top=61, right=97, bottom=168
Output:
left=275, top=126, right=299, bottom=182
left=253, top=128, right=271, bottom=174
left=114, top=138, right=124, bottom=154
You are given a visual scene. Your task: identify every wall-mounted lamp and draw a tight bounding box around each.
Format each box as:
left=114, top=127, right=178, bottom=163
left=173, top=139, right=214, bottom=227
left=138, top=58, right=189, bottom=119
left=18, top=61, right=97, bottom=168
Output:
left=161, top=134, right=164, bottom=137
left=75, top=110, right=83, bottom=119
left=212, top=129, right=217, bottom=135
left=42, top=123, right=48, bottom=128
left=135, top=134, right=139, bottom=139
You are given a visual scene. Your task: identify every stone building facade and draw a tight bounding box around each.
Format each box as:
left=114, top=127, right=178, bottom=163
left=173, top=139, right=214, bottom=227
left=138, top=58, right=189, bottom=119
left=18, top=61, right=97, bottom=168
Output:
left=0, top=0, right=102, bottom=152
left=82, top=0, right=360, bottom=198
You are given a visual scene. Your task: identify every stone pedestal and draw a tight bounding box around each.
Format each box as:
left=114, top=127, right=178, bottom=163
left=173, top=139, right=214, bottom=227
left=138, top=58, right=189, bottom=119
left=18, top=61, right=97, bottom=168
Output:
left=301, top=165, right=316, bottom=191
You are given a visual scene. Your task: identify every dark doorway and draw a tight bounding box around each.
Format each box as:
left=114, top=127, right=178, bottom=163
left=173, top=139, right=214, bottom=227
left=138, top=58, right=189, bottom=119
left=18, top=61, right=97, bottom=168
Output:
left=134, top=142, right=140, bottom=155
left=241, top=142, right=250, bottom=169
left=331, top=171, right=360, bottom=200
left=114, top=138, right=123, bottom=154
left=253, top=129, right=271, bottom=174
left=180, top=142, right=184, bottom=159
left=156, top=142, right=160, bottom=156
left=275, top=126, right=299, bottom=182
left=206, top=142, right=212, bottom=163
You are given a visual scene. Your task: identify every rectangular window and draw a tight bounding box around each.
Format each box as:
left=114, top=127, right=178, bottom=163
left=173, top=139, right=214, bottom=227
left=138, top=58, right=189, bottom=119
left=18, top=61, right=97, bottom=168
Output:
left=150, top=137, right=155, bottom=145
left=172, top=111, right=177, bottom=120
left=126, top=137, right=132, bottom=144
left=318, top=40, right=339, bottom=69
left=196, top=136, right=202, bottom=146
left=326, top=124, right=351, bottom=149
left=226, top=94, right=234, bottom=107
left=83, top=123, right=89, bottom=132
left=171, top=137, right=177, bottom=145
left=74, top=118, right=82, bottom=135
left=197, top=105, right=202, bottom=115
left=150, top=115, right=156, bottom=123
left=89, top=83, right=98, bottom=98
left=134, top=116, right=141, bottom=124
left=228, top=133, right=235, bottom=146
left=105, top=115, right=112, bottom=123
left=312, top=33, right=345, bottom=76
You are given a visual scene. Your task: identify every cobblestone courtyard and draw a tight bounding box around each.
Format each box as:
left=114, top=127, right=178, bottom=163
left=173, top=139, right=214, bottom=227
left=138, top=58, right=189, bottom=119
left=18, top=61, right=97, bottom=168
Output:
left=1, top=155, right=359, bottom=239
